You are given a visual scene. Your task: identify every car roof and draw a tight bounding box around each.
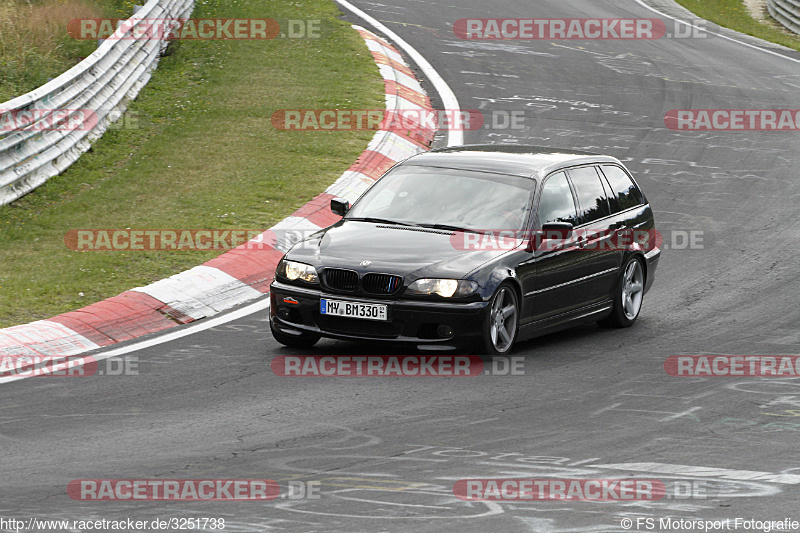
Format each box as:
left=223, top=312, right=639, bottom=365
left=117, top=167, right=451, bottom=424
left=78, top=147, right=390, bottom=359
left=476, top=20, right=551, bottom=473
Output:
left=404, top=144, right=621, bottom=178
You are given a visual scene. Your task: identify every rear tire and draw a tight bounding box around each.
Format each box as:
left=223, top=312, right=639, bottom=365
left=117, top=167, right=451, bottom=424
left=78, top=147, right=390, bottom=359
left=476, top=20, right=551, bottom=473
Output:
left=480, top=283, right=519, bottom=355
left=270, top=320, right=321, bottom=348
left=601, top=256, right=645, bottom=328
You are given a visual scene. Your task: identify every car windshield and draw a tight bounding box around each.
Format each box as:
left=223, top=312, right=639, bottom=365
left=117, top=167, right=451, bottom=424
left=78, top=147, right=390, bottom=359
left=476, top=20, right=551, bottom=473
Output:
left=345, top=165, right=536, bottom=231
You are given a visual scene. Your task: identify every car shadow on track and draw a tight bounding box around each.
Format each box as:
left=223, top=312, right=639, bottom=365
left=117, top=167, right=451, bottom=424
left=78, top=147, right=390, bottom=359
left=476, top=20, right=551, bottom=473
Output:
left=266, top=318, right=647, bottom=367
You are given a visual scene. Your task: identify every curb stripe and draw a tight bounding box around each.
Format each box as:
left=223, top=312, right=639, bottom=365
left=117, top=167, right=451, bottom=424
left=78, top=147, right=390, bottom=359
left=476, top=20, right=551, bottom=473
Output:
left=131, top=266, right=263, bottom=321
left=204, top=245, right=285, bottom=294
left=385, top=80, right=432, bottom=109
left=49, top=291, right=181, bottom=346
left=290, top=193, right=342, bottom=228
left=347, top=150, right=398, bottom=180
left=370, top=51, right=417, bottom=79
left=363, top=38, right=405, bottom=64
left=324, top=171, right=375, bottom=202
left=376, top=65, right=422, bottom=95
left=0, top=321, right=100, bottom=357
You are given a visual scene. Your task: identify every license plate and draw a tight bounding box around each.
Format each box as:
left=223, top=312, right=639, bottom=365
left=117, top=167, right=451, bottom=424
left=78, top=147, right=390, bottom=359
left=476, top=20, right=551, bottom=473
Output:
left=320, top=299, right=388, bottom=321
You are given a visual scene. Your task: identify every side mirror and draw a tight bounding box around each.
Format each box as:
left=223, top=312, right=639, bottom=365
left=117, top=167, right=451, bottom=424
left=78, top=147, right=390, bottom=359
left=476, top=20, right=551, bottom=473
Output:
left=526, top=222, right=574, bottom=251
left=541, top=222, right=574, bottom=239
left=330, top=197, right=350, bottom=216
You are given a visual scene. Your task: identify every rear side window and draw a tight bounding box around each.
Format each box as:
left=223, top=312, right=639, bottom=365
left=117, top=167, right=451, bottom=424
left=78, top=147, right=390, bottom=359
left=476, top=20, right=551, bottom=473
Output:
left=537, top=172, right=578, bottom=226
left=600, top=165, right=644, bottom=211
left=567, top=166, right=611, bottom=224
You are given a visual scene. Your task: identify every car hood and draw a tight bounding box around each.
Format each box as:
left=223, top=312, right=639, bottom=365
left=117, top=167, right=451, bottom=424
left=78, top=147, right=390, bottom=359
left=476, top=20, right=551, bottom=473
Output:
left=285, top=220, right=519, bottom=279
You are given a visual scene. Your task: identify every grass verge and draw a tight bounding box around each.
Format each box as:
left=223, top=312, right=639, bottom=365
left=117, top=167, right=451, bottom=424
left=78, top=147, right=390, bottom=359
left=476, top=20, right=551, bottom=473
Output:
left=0, top=0, right=139, bottom=103
left=672, top=0, right=800, bottom=51
left=0, top=0, right=384, bottom=327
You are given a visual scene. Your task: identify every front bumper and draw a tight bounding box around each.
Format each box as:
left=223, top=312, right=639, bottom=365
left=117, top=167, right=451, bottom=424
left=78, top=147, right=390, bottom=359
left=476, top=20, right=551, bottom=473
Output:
left=269, top=280, right=489, bottom=349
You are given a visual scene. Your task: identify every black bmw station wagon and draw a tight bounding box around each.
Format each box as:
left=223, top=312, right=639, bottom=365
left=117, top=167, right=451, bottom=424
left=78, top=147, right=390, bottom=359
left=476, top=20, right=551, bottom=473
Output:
left=269, top=145, right=660, bottom=354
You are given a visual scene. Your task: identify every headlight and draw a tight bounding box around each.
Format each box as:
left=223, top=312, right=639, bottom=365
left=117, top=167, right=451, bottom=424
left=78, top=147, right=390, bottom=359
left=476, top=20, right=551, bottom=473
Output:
left=277, top=259, right=318, bottom=283
left=406, top=279, right=478, bottom=298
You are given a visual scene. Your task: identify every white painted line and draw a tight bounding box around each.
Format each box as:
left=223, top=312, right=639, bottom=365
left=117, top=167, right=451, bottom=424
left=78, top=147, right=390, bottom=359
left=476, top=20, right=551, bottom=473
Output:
left=635, top=0, right=800, bottom=65
left=336, top=0, right=463, bottom=146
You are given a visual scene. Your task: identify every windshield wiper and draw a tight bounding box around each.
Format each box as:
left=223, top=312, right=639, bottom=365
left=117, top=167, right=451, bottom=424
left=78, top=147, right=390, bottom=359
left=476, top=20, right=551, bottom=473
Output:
left=346, top=217, right=421, bottom=227
left=418, top=223, right=484, bottom=234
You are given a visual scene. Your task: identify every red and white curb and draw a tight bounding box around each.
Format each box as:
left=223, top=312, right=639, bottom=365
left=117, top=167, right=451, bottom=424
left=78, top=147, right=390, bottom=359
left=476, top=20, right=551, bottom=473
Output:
left=0, top=26, right=435, bottom=361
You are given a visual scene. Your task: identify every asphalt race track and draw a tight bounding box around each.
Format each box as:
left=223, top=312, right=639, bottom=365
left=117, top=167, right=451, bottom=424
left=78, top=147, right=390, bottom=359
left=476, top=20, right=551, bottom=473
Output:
left=3, top=0, right=800, bottom=531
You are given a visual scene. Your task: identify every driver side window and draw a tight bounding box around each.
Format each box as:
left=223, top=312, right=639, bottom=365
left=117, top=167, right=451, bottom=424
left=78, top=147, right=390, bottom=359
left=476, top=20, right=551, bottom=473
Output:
left=537, top=172, right=578, bottom=226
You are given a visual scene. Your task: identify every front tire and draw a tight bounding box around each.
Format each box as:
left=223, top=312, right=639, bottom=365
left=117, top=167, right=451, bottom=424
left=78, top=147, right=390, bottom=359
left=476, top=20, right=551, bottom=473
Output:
left=270, top=320, right=321, bottom=348
left=480, top=283, right=519, bottom=355
left=601, top=256, right=645, bottom=328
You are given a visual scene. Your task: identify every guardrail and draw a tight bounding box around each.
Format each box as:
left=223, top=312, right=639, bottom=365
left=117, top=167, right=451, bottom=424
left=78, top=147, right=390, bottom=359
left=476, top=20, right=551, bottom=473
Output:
left=768, top=0, right=800, bottom=35
left=0, top=0, right=194, bottom=206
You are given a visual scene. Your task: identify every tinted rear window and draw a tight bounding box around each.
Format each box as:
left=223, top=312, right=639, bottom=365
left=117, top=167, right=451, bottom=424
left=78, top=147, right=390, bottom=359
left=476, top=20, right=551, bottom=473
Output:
left=600, top=165, right=644, bottom=211
left=567, top=166, right=611, bottom=224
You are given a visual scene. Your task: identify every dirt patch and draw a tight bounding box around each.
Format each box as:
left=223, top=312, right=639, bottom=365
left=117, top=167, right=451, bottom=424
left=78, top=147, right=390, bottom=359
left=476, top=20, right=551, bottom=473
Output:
left=744, top=0, right=768, bottom=20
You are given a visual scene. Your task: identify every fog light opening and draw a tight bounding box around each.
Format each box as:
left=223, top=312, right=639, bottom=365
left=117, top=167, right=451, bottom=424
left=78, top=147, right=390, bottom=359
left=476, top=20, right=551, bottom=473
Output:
left=437, top=324, right=454, bottom=338
left=277, top=306, right=291, bottom=320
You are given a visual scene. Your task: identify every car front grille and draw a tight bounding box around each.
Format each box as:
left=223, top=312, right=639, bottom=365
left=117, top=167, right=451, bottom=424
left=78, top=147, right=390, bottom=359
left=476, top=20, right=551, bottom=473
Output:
left=363, top=273, right=402, bottom=295
left=315, top=314, right=405, bottom=338
left=322, top=268, right=402, bottom=296
left=323, top=268, right=358, bottom=292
